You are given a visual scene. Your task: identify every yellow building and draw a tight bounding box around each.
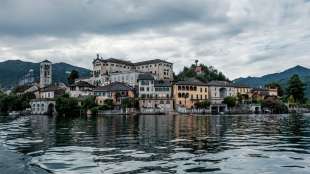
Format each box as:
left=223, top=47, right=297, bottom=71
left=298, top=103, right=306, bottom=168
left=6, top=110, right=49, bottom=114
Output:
left=173, top=80, right=209, bottom=109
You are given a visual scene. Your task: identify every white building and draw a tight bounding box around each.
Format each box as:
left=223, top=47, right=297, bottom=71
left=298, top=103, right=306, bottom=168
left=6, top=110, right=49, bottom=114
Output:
left=68, top=81, right=95, bottom=98
left=138, top=73, right=173, bottom=113
left=207, top=81, right=238, bottom=104
left=92, top=54, right=174, bottom=87
left=110, top=71, right=140, bottom=87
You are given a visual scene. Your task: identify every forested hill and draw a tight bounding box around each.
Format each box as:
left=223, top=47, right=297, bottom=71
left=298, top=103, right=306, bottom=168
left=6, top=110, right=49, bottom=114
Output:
left=234, top=65, right=310, bottom=98
left=0, top=60, right=91, bottom=88
left=175, top=64, right=229, bottom=82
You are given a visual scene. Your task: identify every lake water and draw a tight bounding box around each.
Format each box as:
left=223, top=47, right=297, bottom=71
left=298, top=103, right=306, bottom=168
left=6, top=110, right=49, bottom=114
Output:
left=0, top=114, right=310, bottom=174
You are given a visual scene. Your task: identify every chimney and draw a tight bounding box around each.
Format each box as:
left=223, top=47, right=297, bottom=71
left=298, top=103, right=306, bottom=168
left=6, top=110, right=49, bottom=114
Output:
left=97, top=53, right=99, bottom=59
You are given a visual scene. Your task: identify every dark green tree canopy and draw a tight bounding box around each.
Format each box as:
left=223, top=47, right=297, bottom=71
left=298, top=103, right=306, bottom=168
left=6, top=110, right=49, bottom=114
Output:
left=287, top=74, right=305, bottom=103
left=175, top=63, right=229, bottom=82
left=223, top=96, right=237, bottom=108
left=68, top=70, right=80, bottom=85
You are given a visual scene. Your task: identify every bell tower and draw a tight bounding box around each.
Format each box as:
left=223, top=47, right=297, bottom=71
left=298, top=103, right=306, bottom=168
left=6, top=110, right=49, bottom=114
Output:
left=40, top=60, right=52, bottom=88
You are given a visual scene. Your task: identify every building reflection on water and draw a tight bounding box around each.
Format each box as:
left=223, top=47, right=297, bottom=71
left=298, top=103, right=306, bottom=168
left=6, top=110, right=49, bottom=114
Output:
left=8, top=114, right=309, bottom=154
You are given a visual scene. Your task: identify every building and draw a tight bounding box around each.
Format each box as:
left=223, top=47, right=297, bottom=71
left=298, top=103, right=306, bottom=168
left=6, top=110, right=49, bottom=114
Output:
left=13, top=84, right=39, bottom=97
left=173, top=79, right=209, bottom=109
left=40, top=60, right=52, bottom=88
left=92, top=54, right=174, bottom=86
left=93, top=82, right=135, bottom=107
left=40, top=85, right=66, bottom=99
left=110, top=71, right=143, bottom=87
left=250, top=87, right=278, bottom=101
left=207, top=81, right=238, bottom=104
left=234, top=84, right=252, bottom=95
left=134, top=59, right=173, bottom=80
left=30, top=99, right=56, bottom=115
left=68, top=81, right=95, bottom=98
left=138, top=73, right=173, bottom=113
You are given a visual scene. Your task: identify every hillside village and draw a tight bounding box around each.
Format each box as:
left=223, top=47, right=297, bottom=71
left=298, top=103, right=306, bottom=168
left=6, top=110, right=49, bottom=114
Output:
left=5, top=54, right=283, bottom=116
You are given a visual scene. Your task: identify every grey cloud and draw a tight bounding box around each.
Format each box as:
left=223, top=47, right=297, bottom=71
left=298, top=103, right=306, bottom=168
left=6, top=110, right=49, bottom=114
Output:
left=1, top=0, right=310, bottom=79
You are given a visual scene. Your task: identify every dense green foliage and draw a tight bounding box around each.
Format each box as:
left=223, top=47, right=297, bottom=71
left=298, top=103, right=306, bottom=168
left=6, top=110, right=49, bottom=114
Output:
left=175, top=64, right=229, bottom=82
left=262, top=97, right=288, bottom=114
left=0, top=92, right=35, bottom=115
left=0, top=60, right=91, bottom=88
left=121, top=98, right=139, bottom=109
left=67, top=70, right=79, bottom=85
left=194, top=100, right=211, bottom=109
left=89, top=99, right=114, bottom=114
left=55, top=94, right=80, bottom=116
left=81, top=96, right=97, bottom=111
left=223, top=96, right=237, bottom=108
left=287, top=74, right=305, bottom=104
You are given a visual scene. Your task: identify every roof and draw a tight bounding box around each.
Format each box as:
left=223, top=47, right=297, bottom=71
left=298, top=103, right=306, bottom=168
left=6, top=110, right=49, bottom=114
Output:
left=137, top=73, right=155, bottom=80
left=70, top=81, right=95, bottom=88
left=175, top=78, right=208, bottom=86
left=104, top=58, right=134, bottom=66
left=233, top=83, right=251, bottom=88
left=41, top=60, right=51, bottom=63
left=93, top=82, right=134, bottom=92
left=14, top=85, right=32, bottom=93
left=154, top=80, right=172, bottom=87
left=207, top=81, right=235, bottom=87
left=134, top=59, right=172, bottom=66
left=92, top=57, right=172, bottom=66
left=41, top=85, right=65, bottom=92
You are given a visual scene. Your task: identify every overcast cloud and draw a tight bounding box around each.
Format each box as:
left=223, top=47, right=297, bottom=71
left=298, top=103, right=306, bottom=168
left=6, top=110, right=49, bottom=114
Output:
left=0, top=0, right=310, bottom=79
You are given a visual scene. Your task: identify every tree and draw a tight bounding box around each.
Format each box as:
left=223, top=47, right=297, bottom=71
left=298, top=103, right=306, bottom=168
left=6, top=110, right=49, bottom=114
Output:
left=56, top=95, right=80, bottom=116
left=121, top=97, right=138, bottom=109
left=266, top=82, right=284, bottom=97
left=223, top=96, right=237, bottom=109
left=194, top=100, right=210, bottom=109
left=67, top=70, right=79, bottom=85
left=287, top=74, right=305, bottom=104
left=103, top=99, right=114, bottom=110
left=81, top=96, right=97, bottom=111
left=262, top=97, right=288, bottom=114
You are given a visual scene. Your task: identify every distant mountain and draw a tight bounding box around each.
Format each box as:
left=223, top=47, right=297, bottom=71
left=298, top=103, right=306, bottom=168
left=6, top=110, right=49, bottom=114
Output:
left=234, top=65, right=310, bottom=98
left=0, top=59, right=91, bottom=88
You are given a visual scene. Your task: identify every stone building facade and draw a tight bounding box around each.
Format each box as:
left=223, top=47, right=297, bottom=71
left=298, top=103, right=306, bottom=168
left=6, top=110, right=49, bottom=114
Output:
left=92, top=54, right=173, bottom=86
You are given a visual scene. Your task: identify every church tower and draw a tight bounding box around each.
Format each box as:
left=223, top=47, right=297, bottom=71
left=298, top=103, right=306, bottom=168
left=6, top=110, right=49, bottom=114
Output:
left=40, top=60, right=52, bottom=88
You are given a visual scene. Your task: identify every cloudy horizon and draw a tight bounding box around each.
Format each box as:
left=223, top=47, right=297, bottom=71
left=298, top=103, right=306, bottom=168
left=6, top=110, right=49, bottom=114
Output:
left=0, top=0, right=310, bottom=79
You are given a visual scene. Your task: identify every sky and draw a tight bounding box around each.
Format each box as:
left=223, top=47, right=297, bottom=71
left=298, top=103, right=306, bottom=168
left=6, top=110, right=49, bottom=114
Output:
left=0, top=0, right=310, bottom=79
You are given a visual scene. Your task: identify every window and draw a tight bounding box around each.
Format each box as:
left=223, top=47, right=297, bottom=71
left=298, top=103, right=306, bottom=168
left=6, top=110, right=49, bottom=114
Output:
left=178, top=93, right=181, bottom=97
left=200, top=88, right=202, bottom=92
left=205, top=88, right=207, bottom=92
left=178, top=86, right=181, bottom=90
left=166, top=100, right=170, bottom=104
left=140, top=87, right=145, bottom=91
